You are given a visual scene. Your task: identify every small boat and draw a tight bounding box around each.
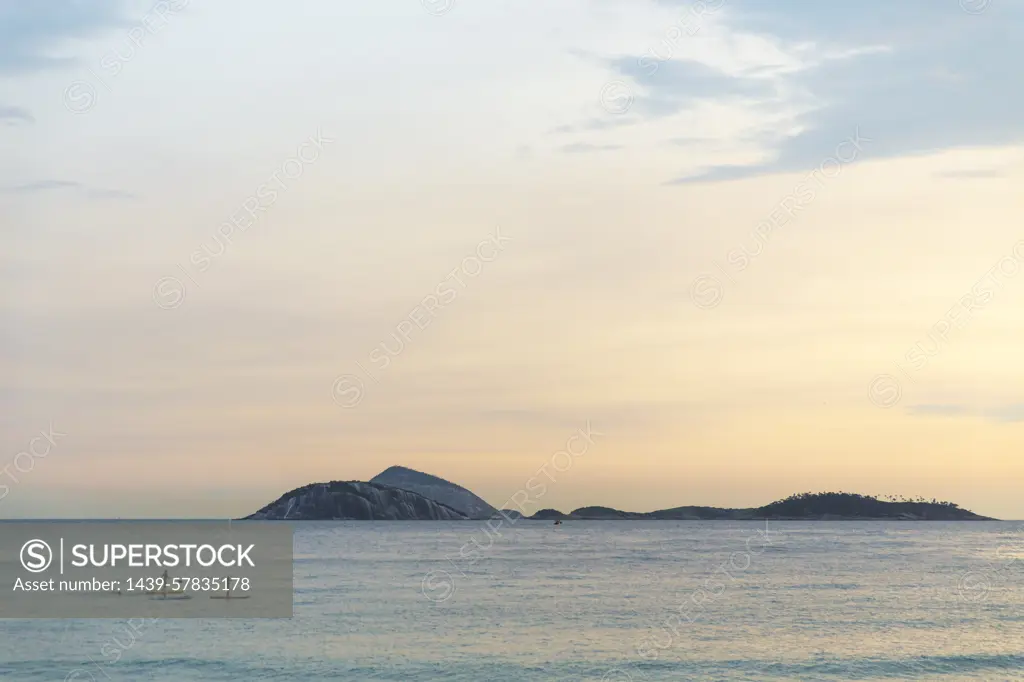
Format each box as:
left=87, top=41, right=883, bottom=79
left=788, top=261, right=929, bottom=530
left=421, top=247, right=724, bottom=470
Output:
left=146, top=573, right=188, bottom=599
left=148, top=592, right=191, bottom=601
left=210, top=577, right=251, bottom=600
left=553, top=520, right=562, bottom=526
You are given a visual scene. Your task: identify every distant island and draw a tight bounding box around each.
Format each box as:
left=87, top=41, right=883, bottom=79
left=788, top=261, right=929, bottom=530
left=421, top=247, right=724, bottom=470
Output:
left=245, top=467, right=995, bottom=521
left=528, top=492, right=992, bottom=521
left=246, top=480, right=468, bottom=521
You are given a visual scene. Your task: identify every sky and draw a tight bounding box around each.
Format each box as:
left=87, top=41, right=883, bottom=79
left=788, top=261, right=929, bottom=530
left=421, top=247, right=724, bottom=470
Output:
left=2, top=0, right=1024, bottom=519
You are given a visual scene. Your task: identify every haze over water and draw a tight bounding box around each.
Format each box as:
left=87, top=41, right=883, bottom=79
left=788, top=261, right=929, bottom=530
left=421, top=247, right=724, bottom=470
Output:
left=3, top=521, right=1023, bottom=681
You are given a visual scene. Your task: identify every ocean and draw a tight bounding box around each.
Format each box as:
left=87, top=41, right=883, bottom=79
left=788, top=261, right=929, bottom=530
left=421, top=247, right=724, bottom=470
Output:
left=3, top=520, right=1024, bottom=680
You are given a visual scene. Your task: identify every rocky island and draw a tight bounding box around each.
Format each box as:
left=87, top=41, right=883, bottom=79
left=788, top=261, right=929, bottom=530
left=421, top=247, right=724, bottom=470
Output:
left=245, top=480, right=467, bottom=520
left=245, top=469, right=995, bottom=521
left=370, top=465, right=496, bottom=519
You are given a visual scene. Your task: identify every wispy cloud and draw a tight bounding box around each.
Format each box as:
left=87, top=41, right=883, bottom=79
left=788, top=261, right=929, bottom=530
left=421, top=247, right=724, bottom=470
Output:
left=907, top=404, right=972, bottom=417
left=0, top=1, right=126, bottom=74
left=86, top=188, right=139, bottom=200
left=983, top=404, right=1024, bottom=423
left=907, top=403, right=1024, bottom=423
left=0, top=180, right=136, bottom=200
left=934, top=168, right=1007, bottom=179
left=560, top=143, right=624, bottom=154
left=0, top=180, right=82, bottom=193
left=0, top=105, right=34, bottom=125
left=585, top=0, right=1024, bottom=184
left=478, top=401, right=699, bottom=433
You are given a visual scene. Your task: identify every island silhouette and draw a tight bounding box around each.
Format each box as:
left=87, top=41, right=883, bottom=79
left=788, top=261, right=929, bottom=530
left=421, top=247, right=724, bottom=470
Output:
left=245, top=466, right=994, bottom=521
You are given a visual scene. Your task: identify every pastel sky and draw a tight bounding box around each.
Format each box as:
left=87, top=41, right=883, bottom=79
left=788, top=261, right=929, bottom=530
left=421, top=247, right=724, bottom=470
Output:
left=3, top=0, right=1024, bottom=519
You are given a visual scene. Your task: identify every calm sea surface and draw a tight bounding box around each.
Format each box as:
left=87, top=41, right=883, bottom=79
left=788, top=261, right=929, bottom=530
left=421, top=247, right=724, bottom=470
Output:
left=3, top=521, right=1024, bottom=681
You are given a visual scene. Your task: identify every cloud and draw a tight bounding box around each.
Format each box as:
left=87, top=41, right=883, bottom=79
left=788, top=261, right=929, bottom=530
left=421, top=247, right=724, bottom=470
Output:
left=86, top=188, right=139, bottom=200
left=477, top=401, right=698, bottom=434
left=0, top=0, right=126, bottom=74
left=0, top=179, right=135, bottom=199
left=478, top=408, right=582, bottom=429
left=0, top=180, right=81, bottom=193
left=907, top=404, right=972, bottom=417
left=610, top=56, right=778, bottom=117
left=0, top=105, right=34, bottom=124
left=550, top=117, right=640, bottom=137
left=983, top=404, right=1024, bottom=423
left=933, top=168, right=1007, bottom=179
left=594, top=0, right=1024, bottom=183
left=907, top=403, right=1024, bottom=423
left=560, top=143, right=624, bottom=154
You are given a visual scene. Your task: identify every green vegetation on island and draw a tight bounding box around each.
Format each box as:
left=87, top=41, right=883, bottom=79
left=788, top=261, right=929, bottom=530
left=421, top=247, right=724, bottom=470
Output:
left=528, top=492, right=993, bottom=521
